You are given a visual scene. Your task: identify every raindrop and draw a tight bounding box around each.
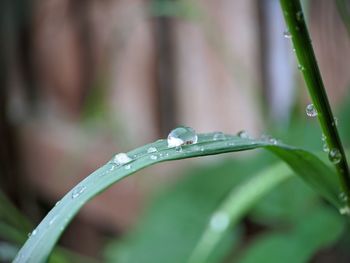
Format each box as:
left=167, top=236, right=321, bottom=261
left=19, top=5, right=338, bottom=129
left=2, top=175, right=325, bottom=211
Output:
left=298, top=64, right=305, bottom=71
left=167, top=126, right=198, bottom=148
left=150, top=155, right=158, bottom=160
left=332, top=117, right=338, bottom=127
left=175, top=146, right=182, bottom=152
left=55, top=200, right=61, bottom=207
left=213, top=132, right=226, bottom=141
left=28, top=229, right=37, bottom=238
left=125, top=165, right=131, bottom=170
left=113, top=153, right=132, bottom=166
left=210, top=212, right=229, bottom=232
left=322, top=143, right=329, bottom=153
left=296, top=11, right=303, bottom=21
left=147, top=147, right=157, bottom=154
left=261, top=134, right=278, bottom=144
left=339, top=206, right=350, bottom=215
left=49, top=216, right=58, bottom=226
left=237, top=130, right=249, bottom=139
left=339, top=192, right=349, bottom=203
left=71, top=185, right=86, bottom=199
left=305, top=104, right=317, bottom=117
left=283, top=30, right=292, bottom=39
left=328, top=148, right=342, bottom=164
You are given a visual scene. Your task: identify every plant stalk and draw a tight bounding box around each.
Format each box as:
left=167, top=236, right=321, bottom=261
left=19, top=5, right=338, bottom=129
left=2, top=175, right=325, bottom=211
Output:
left=279, top=0, right=350, bottom=205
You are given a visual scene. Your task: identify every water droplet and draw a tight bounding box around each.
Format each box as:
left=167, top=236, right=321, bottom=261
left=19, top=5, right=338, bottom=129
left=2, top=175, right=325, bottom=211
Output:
left=322, top=143, right=329, bottom=153
left=147, top=147, right=157, bottom=153
left=296, top=11, right=303, bottom=21
left=339, top=192, right=349, bottom=202
left=298, top=64, right=305, bottom=71
left=125, top=164, right=131, bottom=170
left=332, top=117, right=338, bottom=127
left=328, top=148, right=342, bottom=164
left=113, top=153, right=132, bottom=165
left=150, top=155, right=158, bottom=160
left=339, top=206, right=350, bottom=215
left=305, top=104, right=317, bottom=117
left=55, top=200, right=61, bottom=206
left=237, top=130, right=249, bottom=139
left=175, top=146, right=182, bottom=152
left=210, top=212, right=229, bottom=232
left=72, top=185, right=87, bottom=199
left=28, top=228, right=37, bottom=238
left=260, top=134, right=278, bottom=144
left=283, top=30, right=292, bottom=39
left=213, top=132, right=226, bottom=141
left=167, top=126, right=198, bottom=148
left=49, top=216, right=58, bottom=226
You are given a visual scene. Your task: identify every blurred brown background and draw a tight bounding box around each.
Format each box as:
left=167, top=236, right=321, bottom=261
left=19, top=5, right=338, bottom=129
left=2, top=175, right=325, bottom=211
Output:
left=1, top=0, right=350, bottom=260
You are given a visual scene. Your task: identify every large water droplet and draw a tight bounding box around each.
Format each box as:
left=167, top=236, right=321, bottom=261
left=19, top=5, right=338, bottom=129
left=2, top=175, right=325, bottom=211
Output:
left=147, top=147, right=157, bottom=153
left=72, top=185, right=87, bottom=199
left=237, top=130, right=249, bottom=139
left=113, top=153, right=132, bottom=165
left=213, top=132, right=226, bottom=141
left=283, top=30, right=292, bottom=39
left=167, top=126, right=198, bottom=148
left=328, top=148, right=342, bottom=164
left=306, top=104, right=317, bottom=117
left=210, top=212, right=229, bottom=232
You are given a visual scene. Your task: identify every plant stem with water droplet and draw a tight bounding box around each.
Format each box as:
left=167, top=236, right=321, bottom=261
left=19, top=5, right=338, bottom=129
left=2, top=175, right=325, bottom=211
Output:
left=280, top=0, right=350, bottom=205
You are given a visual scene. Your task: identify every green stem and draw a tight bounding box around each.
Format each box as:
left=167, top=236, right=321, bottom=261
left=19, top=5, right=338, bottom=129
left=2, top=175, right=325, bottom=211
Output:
left=279, top=0, right=350, bottom=204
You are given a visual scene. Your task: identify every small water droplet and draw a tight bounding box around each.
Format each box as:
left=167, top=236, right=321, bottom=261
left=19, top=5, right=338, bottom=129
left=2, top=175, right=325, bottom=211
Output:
left=125, top=164, right=131, bottom=170
left=113, top=153, right=132, bottom=165
left=72, top=185, right=87, bottom=199
left=175, top=146, right=182, bottom=152
left=55, top=200, right=61, bottom=206
left=147, top=147, right=157, bottom=153
left=292, top=48, right=296, bottom=52
left=322, top=143, right=329, bottom=153
left=213, top=132, right=226, bottom=141
left=150, top=155, right=158, bottom=160
left=339, top=206, right=350, bottom=215
left=210, top=212, right=229, bottom=232
left=49, top=216, right=58, bottom=226
left=283, top=30, right=292, bottom=39
left=306, top=104, right=317, bottom=117
left=298, top=64, right=305, bottom=71
left=339, top=192, right=349, bottom=202
left=28, top=228, right=37, bottom=238
left=332, top=117, right=338, bottom=127
left=260, top=134, right=278, bottom=144
left=328, top=148, right=342, bottom=164
left=237, top=130, right=249, bottom=139
left=296, top=11, right=303, bottom=21
left=167, top=126, right=198, bottom=148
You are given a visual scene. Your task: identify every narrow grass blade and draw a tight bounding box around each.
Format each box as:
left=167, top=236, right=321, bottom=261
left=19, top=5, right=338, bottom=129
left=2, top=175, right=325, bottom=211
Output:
left=187, top=163, right=293, bottom=263
left=14, top=133, right=342, bottom=262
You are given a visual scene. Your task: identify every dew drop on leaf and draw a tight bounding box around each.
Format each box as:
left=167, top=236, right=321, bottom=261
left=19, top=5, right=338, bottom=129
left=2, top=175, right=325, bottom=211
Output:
left=237, top=130, right=249, bottom=139
left=283, top=30, right=292, bottom=39
left=167, top=126, right=198, bottom=148
left=113, top=153, right=132, bottom=165
left=210, top=212, right=229, bottom=232
left=147, top=147, right=157, bottom=153
left=213, top=132, right=226, bottom=141
left=71, top=185, right=87, bottom=199
left=328, top=148, right=342, bottom=164
left=306, top=104, right=317, bottom=117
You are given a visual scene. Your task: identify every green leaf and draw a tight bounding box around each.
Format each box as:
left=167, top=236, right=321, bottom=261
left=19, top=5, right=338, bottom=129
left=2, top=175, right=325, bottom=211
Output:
left=14, top=133, right=342, bottom=263
left=104, top=155, right=272, bottom=263
left=187, top=163, right=293, bottom=263
left=237, top=208, right=345, bottom=263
